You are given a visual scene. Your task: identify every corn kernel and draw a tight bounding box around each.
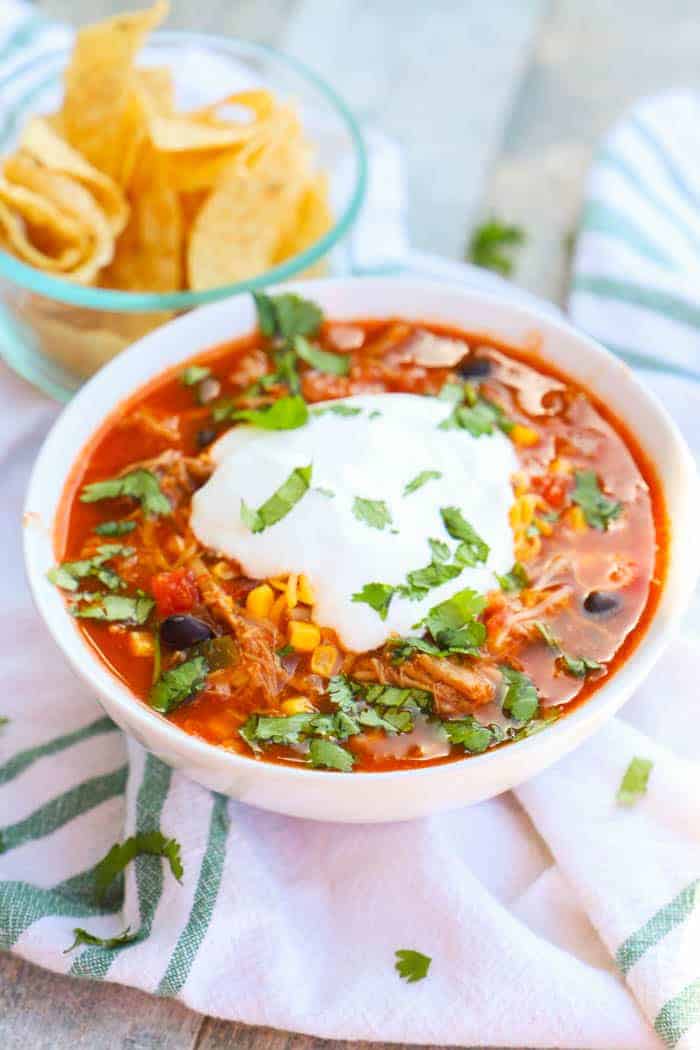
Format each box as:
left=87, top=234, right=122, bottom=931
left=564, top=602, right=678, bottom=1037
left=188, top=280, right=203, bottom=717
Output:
left=212, top=560, right=234, bottom=580
left=511, top=424, right=540, bottom=448
left=311, top=643, right=339, bottom=677
left=565, top=505, right=587, bottom=532
left=298, top=574, right=315, bottom=605
left=288, top=621, right=321, bottom=652
left=549, top=457, right=572, bottom=475
left=281, top=696, right=316, bottom=715
left=286, top=573, right=298, bottom=609
left=269, top=592, right=288, bottom=625
left=246, top=583, right=274, bottom=619
left=534, top=516, right=554, bottom=537
left=129, top=631, right=155, bottom=658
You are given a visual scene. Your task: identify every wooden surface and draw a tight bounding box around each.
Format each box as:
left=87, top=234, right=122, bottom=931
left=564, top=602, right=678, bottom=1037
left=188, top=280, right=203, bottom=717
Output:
left=3, top=1, right=698, bottom=1047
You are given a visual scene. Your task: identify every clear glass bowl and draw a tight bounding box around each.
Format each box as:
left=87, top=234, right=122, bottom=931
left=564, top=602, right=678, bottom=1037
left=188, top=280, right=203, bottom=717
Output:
left=0, top=32, right=367, bottom=401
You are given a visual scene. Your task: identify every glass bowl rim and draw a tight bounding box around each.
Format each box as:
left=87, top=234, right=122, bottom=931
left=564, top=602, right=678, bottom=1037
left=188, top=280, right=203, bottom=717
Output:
left=0, top=29, right=368, bottom=312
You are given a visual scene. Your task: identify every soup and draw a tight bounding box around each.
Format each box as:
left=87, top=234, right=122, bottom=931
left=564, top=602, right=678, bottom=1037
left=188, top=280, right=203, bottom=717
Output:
left=51, top=292, right=667, bottom=772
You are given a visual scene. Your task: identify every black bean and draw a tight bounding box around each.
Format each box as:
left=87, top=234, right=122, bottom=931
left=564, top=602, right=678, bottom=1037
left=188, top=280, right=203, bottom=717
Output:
left=583, top=591, right=621, bottom=616
left=160, top=614, right=214, bottom=649
left=457, top=355, right=492, bottom=379
left=196, top=427, right=217, bottom=449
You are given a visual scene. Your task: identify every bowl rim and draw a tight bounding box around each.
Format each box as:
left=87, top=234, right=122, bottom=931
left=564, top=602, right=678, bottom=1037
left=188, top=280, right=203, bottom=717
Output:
left=0, top=31, right=368, bottom=311
left=23, top=276, right=700, bottom=794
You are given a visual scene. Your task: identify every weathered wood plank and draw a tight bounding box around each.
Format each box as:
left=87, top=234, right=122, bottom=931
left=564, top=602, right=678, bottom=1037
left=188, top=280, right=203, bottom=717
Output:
left=0, top=952, right=203, bottom=1050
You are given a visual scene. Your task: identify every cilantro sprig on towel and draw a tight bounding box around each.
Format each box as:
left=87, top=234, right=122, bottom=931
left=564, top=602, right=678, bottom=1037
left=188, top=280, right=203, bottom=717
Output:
left=395, top=948, right=432, bottom=983
left=617, top=757, right=653, bottom=805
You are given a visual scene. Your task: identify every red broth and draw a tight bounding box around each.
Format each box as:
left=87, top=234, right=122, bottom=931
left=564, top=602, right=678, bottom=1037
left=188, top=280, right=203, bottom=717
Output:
left=53, top=313, right=667, bottom=772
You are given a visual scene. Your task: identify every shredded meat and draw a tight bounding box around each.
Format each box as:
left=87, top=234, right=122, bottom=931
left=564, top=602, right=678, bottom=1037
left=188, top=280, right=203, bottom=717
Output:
left=350, top=651, right=497, bottom=720
left=120, top=449, right=213, bottom=507
left=120, top=407, right=180, bottom=442
left=485, top=584, right=573, bottom=655
left=188, top=556, right=283, bottom=707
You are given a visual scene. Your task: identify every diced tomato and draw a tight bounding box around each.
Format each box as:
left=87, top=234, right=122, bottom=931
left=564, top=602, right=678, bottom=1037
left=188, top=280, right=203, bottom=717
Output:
left=151, top=568, right=199, bottom=618
left=531, top=473, right=570, bottom=509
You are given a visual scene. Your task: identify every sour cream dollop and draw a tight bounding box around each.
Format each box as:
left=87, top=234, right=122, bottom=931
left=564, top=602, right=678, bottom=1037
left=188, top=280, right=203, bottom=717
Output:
left=191, top=393, right=518, bottom=651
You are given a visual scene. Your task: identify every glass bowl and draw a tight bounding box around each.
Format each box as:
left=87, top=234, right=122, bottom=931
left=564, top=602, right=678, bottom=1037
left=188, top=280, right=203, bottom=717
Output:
left=0, top=31, right=367, bottom=401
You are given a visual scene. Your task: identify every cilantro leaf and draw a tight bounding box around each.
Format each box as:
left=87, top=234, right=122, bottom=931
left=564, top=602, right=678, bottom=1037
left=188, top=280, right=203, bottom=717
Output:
left=94, top=831, right=183, bottom=901
left=243, top=712, right=316, bottom=747
left=352, top=496, right=393, bottom=531
left=148, top=656, right=208, bottom=714
left=440, top=507, right=489, bottom=564
left=508, top=707, right=562, bottom=741
left=500, top=666, right=538, bottom=722
left=81, top=469, right=170, bottom=517
left=181, top=365, right=211, bottom=386
left=363, top=683, right=432, bottom=710
left=402, top=557, right=462, bottom=598
left=294, top=335, right=350, bottom=376
left=534, top=621, right=603, bottom=678
left=48, top=545, right=133, bottom=593
left=308, top=738, right=354, bottom=772
left=228, top=394, right=309, bottom=431
left=403, top=470, right=443, bottom=496
left=420, top=587, right=486, bottom=640
left=314, top=486, right=335, bottom=498
left=94, top=520, right=136, bottom=537
left=253, top=291, right=323, bottom=342
left=240, top=464, right=312, bottom=534
left=616, top=756, right=653, bottom=805
left=438, top=380, right=465, bottom=403
left=352, top=582, right=396, bottom=619
left=73, top=594, right=154, bottom=625
left=468, top=217, right=525, bottom=276
left=496, top=562, right=529, bottom=592
left=395, top=949, right=431, bottom=983
left=313, top=403, right=362, bottom=418
left=572, top=470, right=622, bottom=531
left=328, top=674, right=361, bottom=710
left=441, top=716, right=502, bottom=754
left=65, top=926, right=137, bottom=954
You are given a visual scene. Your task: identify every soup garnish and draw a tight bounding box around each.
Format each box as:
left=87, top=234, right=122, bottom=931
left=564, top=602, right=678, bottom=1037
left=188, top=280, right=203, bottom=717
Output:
left=50, top=292, right=665, bottom=772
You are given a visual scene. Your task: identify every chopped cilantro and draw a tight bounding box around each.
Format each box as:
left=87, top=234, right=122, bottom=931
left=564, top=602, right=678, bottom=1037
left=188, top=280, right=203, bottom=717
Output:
left=369, top=409, right=382, bottom=420
left=253, top=291, right=323, bottom=342
left=617, top=757, right=653, bottom=805
left=534, top=621, right=603, bottom=678
left=328, top=674, right=361, bottom=709
left=313, top=403, right=363, bottom=418
left=308, top=738, right=354, bottom=772
left=496, top=562, right=529, bottom=592
left=294, top=335, right=350, bottom=376
left=441, top=716, right=502, bottom=754
left=65, top=926, right=137, bottom=954
left=148, top=656, right=208, bottom=714
left=395, top=948, right=431, bottom=983
left=363, top=683, right=432, bottom=710
left=0, top=716, right=8, bottom=728
left=417, top=588, right=487, bottom=657
left=508, top=707, right=562, bottom=741
left=403, top=470, right=443, bottom=496
left=181, top=365, right=211, bottom=386
left=244, top=712, right=316, bottom=746
left=440, top=392, right=513, bottom=437
left=572, top=470, right=622, bottom=531
left=81, top=469, right=170, bottom=517
left=241, top=464, right=312, bottom=534
left=352, top=496, right=393, bottom=531
left=48, top=544, right=132, bottom=593
left=94, top=520, right=136, bottom=537
left=276, top=643, right=295, bottom=660
left=468, top=217, right=525, bottom=276
left=73, top=594, right=154, bottom=625
left=314, top=486, right=335, bottom=498
left=227, top=394, right=309, bottom=431
left=440, top=506, right=489, bottom=564
left=438, top=380, right=465, bottom=403
left=500, top=666, right=538, bottom=722
left=94, top=831, right=183, bottom=901
left=352, top=582, right=396, bottom=619
left=402, top=556, right=462, bottom=598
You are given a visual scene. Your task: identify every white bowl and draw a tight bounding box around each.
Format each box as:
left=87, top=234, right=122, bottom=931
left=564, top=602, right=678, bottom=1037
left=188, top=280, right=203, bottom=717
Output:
left=23, top=278, right=700, bottom=822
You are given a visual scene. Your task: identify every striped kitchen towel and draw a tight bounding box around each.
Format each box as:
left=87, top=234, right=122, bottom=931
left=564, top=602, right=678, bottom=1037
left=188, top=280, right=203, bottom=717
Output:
left=1, top=4, right=700, bottom=1048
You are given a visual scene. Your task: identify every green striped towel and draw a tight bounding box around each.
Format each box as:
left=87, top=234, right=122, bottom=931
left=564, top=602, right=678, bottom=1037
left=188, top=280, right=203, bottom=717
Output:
left=1, top=5, right=699, bottom=1046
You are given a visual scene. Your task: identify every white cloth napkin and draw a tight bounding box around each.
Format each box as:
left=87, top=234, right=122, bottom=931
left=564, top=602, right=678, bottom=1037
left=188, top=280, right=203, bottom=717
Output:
left=1, top=5, right=699, bottom=1047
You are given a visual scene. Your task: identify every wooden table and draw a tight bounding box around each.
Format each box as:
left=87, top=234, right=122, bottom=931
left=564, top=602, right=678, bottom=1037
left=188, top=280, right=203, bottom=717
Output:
left=4, top=2, right=700, bottom=1047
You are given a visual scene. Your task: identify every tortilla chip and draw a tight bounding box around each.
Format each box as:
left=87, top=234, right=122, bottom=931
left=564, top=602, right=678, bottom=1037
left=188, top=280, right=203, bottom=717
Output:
left=20, top=116, right=128, bottom=235
left=60, top=1, right=168, bottom=179
left=274, top=172, right=333, bottom=264
left=0, top=176, right=89, bottom=271
left=4, top=154, right=114, bottom=281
